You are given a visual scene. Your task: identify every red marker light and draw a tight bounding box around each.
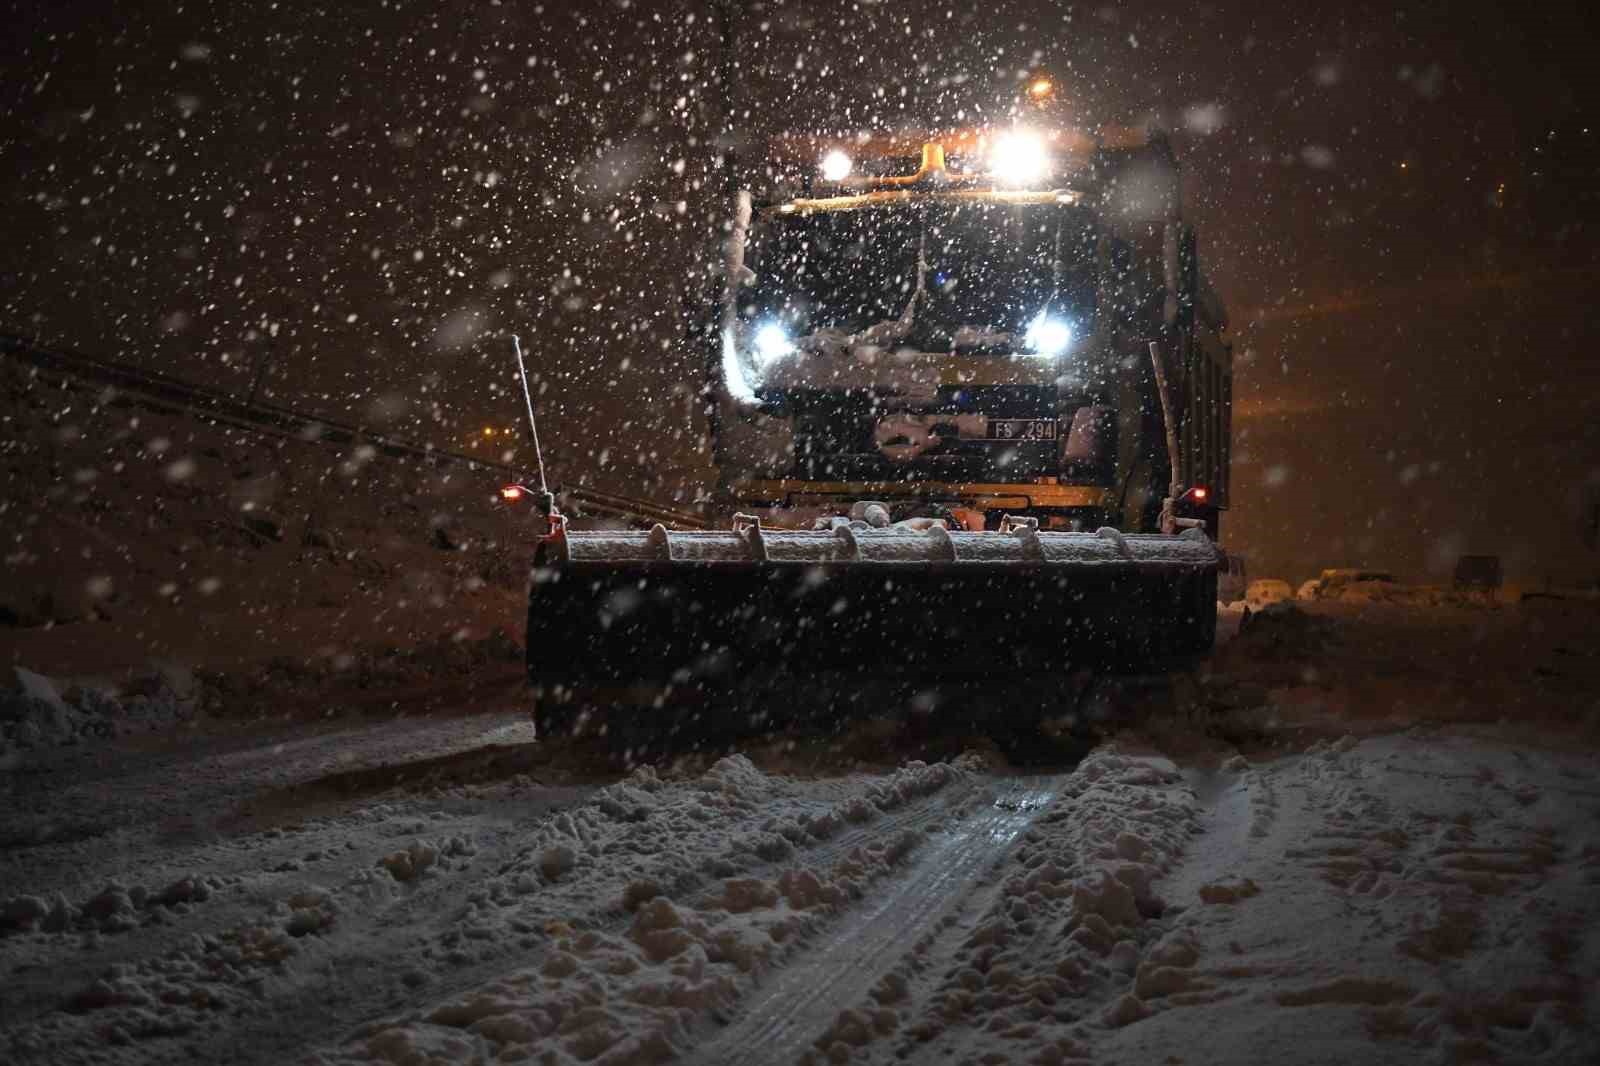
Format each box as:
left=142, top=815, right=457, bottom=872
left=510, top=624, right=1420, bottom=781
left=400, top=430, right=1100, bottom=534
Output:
left=1192, top=486, right=1209, bottom=502
left=500, top=484, right=525, bottom=502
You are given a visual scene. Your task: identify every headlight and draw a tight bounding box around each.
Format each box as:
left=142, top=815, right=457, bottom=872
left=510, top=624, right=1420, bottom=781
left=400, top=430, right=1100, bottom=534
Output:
left=1022, top=313, right=1072, bottom=357
left=752, top=322, right=796, bottom=365
left=990, top=131, right=1050, bottom=186
left=819, top=149, right=853, bottom=182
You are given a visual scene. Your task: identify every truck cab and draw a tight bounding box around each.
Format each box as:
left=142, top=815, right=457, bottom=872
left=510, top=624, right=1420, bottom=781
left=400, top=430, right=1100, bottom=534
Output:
left=707, top=119, right=1231, bottom=538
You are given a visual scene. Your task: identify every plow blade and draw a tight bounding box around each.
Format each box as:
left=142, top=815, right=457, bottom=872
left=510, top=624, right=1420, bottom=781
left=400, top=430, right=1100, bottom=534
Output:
left=526, top=522, right=1219, bottom=740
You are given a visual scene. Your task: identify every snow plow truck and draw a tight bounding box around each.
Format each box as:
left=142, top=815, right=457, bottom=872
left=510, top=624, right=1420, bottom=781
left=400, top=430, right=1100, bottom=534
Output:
left=522, top=90, right=1234, bottom=747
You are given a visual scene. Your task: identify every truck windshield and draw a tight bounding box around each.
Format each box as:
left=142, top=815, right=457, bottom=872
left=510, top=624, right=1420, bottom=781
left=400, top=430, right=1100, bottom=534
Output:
left=743, top=201, right=1095, bottom=346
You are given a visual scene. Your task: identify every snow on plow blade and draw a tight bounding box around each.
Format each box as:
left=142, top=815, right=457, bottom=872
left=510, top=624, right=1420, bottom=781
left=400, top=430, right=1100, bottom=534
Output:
left=526, top=521, right=1219, bottom=735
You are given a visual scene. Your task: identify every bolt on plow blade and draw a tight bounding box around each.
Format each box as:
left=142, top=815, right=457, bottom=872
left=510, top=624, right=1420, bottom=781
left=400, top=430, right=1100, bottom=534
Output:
left=526, top=523, right=1219, bottom=739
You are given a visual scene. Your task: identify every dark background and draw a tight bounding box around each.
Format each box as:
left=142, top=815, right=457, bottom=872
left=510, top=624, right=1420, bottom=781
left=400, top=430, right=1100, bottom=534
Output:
left=4, top=0, right=1597, bottom=584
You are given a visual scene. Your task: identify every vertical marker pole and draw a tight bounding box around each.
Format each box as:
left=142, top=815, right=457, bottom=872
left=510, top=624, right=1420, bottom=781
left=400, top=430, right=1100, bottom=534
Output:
left=512, top=334, right=548, bottom=495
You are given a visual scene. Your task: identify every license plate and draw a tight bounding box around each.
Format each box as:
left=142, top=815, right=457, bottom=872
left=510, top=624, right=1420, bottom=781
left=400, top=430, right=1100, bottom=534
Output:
left=986, top=419, right=1057, bottom=441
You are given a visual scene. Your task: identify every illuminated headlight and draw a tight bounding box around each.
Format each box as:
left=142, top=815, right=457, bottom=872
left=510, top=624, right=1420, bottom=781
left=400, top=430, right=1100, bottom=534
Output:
left=1022, top=313, right=1072, bottom=357
left=990, top=131, right=1050, bottom=186
left=819, top=149, right=853, bottom=182
left=752, top=322, right=796, bottom=365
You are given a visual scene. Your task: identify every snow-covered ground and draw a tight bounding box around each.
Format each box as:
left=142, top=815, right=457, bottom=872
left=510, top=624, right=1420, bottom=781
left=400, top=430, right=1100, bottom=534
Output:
left=5, top=369, right=1600, bottom=1063
left=4, top=597, right=1599, bottom=1064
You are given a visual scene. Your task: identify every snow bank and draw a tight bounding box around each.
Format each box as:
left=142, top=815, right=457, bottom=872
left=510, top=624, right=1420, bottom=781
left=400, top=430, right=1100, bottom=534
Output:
left=0, top=664, right=200, bottom=761
left=1296, top=570, right=1520, bottom=608
left=1244, top=578, right=1294, bottom=609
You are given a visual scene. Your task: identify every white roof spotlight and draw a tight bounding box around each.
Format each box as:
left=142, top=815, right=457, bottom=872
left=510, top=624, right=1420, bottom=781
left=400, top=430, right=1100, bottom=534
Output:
left=989, top=130, right=1050, bottom=186
left=819, top=149, right=853, bottom=182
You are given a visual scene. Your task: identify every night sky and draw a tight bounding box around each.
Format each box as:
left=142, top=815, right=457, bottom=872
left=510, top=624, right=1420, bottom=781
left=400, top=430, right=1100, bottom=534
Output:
left=4, top=0, right=1597, bottom=583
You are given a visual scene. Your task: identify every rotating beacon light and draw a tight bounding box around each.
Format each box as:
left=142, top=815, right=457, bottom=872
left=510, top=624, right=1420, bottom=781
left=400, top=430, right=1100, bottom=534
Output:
left=989, top=130, right=1050, bottom=186
left=819, top=149, right=853, bottom=182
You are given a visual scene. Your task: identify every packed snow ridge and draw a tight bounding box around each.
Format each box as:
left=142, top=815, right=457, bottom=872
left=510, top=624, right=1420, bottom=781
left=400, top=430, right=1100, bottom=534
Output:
left=290, top=748, right=1202, bottom=1065
left=312, top=755, right=972, bottom=1065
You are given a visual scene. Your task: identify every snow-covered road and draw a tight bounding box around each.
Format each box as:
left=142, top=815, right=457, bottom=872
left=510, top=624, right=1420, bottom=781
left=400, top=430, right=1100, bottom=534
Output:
left=5, top=704, right=1594, bottom=1065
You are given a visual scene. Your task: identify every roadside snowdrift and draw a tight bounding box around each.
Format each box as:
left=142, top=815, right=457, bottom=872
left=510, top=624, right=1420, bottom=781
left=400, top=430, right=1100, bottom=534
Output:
left=1102, top=732, right=1600, bottom=1064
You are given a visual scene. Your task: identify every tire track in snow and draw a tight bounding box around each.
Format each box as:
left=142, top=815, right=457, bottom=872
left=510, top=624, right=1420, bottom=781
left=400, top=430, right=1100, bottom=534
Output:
left=301, top=764, right=983, bottom=1063
left=280, top=758, right=984, bottom=1066
left=686, top=774, right=1064, bottom=1065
